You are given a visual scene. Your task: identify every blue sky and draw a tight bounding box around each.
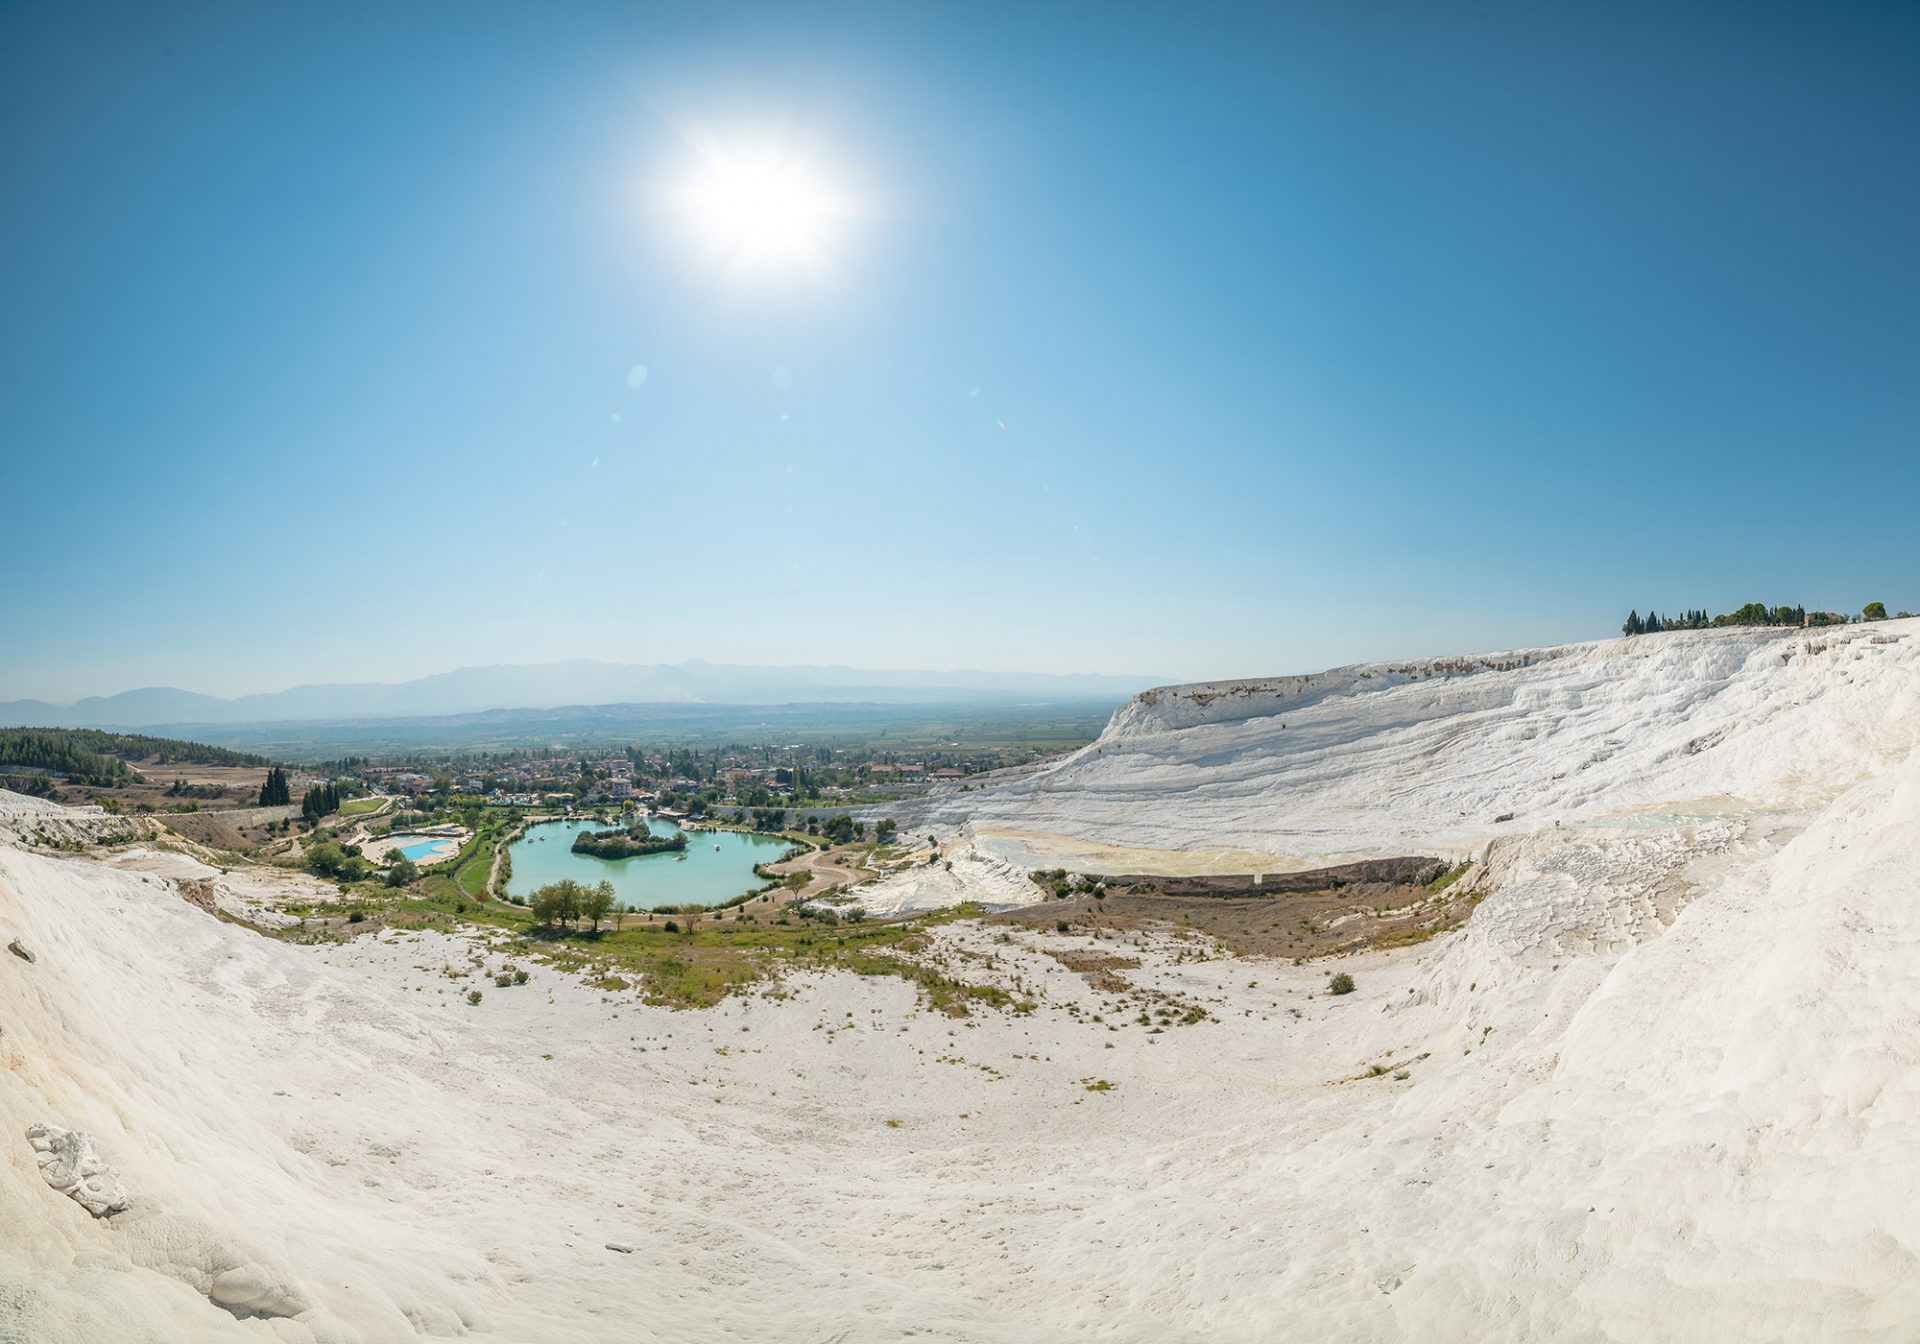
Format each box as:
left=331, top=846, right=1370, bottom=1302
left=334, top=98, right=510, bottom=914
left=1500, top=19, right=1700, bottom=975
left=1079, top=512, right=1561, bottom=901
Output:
left=4, top=1, right=1918, bottom=700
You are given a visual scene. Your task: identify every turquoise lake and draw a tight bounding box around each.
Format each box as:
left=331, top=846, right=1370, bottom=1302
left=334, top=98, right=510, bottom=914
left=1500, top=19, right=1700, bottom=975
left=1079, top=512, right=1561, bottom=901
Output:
left=503, top=815, right=795, bottom=909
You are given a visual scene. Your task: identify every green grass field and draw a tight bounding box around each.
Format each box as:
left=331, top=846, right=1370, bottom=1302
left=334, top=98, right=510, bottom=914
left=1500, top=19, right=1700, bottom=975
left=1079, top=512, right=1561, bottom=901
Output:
left=283, top=876, right=998, bottom=1012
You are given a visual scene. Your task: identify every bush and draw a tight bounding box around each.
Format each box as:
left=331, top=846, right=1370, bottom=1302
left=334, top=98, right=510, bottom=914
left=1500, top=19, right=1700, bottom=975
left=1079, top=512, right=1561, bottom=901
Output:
left=1329, top=972, right=1356, bottom=996
left=385, top=858, right=419, bottom=888
left=346, top=909, right=366, bottom=924
left=494, top=972, right=513, bottom=987
left=513, top=969, right=529, bottom=985
left=305, top=842, right=361, bottom=879
left=662, top=919, right=679, bottom=934
left=466, top=989, right=483, bottom=1005
left=1056, top=920, right=1071, bottom=933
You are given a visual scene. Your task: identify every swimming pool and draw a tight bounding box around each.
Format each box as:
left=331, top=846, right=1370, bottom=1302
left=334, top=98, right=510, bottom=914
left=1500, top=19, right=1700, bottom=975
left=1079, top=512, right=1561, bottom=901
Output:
left=393, top=836, right=458, bottom=863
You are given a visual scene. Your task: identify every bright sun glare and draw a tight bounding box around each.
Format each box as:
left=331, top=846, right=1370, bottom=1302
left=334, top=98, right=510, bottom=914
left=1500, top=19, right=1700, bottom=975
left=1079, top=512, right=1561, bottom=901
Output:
left=667, top=141, right=852, bottom=279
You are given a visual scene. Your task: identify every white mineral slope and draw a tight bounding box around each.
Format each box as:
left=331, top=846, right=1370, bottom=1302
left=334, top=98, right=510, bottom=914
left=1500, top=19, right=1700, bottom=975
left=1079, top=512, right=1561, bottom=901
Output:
left=926, top=621, right=1920, bottom=864
left=831, top=842, right=1038, bottom=917
left=7, top=623, right=1920, bottom=1340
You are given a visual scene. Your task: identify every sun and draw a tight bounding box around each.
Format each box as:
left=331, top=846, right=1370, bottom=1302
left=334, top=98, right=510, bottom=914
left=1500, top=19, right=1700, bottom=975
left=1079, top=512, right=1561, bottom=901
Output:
left=666, top=140, right=852, bottom=279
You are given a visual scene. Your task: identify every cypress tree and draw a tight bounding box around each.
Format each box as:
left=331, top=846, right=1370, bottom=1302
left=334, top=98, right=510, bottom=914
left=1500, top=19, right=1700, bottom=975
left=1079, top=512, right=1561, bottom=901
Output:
left=258, top=766, right=292, bottom=807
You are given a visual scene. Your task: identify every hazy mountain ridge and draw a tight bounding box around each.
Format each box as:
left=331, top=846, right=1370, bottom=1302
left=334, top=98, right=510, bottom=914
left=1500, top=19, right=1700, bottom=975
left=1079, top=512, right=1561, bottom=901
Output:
left=0, top=660, right=1165, bottom=730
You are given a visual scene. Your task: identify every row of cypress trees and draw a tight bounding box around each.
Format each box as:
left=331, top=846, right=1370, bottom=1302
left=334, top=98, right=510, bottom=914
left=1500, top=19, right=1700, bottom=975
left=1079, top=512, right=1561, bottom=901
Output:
left=1622, top=609, right=1718, bottom=635
left=257, top=766, right=291, bottom=806
left=301, top=782, right=342, bottom=821
left=259, top=767, right=342, bottom=821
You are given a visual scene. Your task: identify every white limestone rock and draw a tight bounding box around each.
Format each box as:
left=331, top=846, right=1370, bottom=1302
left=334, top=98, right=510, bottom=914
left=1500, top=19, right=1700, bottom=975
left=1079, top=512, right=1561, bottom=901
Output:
left=26, top=1123, right=129, bottom=1218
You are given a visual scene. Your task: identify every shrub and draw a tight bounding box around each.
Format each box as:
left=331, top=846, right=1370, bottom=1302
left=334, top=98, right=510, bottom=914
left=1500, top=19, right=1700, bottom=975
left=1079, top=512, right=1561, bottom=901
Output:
left=305, top=842, right=363, bottom=879
left=662, top=920, right=679, bottom=934
left=494, top=973, right=513, bottom=988
left=513, top=969, right=529, bottom=985
left=466, top=989, right=483, bottom=1005
left=1329, top=972, right=1356, bottom=996
left=346, top=909, right=366, bottom=924
left=1056, top=920, right=1071, bottom=933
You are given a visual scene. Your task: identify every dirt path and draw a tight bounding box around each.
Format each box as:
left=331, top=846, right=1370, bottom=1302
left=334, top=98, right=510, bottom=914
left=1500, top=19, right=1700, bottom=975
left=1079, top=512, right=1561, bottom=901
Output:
left=745, top=845, right=866, bottom=908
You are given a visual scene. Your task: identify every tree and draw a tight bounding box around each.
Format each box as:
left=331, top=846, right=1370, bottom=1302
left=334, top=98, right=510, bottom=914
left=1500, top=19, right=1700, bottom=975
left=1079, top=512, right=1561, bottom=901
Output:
left=530, top=880, right=584, bottom=928
left=1623, top=611, right=1642, bottom=636
left=875, top=818, right=898, bottom=842
left=258, top=766, right=291, bottom=807
left=305, top=842, right=355, bottom=878
left=1864, top=601, right=1888, bottom=621
left=582, top=881, right=616, bottom=932
left=385, top=858, right=419, bottom=888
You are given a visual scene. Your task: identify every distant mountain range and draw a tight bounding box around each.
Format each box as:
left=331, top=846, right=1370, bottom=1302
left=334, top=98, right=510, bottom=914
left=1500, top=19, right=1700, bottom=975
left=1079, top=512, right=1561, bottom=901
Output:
left=0, top=660, right=1167, bottom=730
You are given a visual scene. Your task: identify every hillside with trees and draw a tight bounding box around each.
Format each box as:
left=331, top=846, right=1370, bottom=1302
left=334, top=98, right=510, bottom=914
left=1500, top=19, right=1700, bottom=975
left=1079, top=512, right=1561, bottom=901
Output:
left=0, top=730, right=137, bottom=787
left=0, top=727, right=270, bottom=792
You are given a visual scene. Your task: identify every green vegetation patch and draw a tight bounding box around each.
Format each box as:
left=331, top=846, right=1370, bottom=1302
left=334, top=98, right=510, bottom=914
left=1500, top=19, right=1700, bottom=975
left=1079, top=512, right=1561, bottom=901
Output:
left=0, top=728, right=269, bottom=787
left=570, top=826, right=688, bottom=859
left=293, top=877, right=995, bottom=1012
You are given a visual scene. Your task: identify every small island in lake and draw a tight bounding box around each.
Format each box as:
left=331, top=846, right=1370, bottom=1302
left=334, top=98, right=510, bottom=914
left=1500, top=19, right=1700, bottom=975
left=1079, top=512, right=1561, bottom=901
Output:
left=570, top=825, right=689, bottom=860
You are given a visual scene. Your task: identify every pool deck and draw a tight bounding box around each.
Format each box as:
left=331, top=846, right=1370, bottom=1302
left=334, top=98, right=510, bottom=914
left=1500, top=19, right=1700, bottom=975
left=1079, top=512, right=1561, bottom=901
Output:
left=361, top=827, right=471, bottom=866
